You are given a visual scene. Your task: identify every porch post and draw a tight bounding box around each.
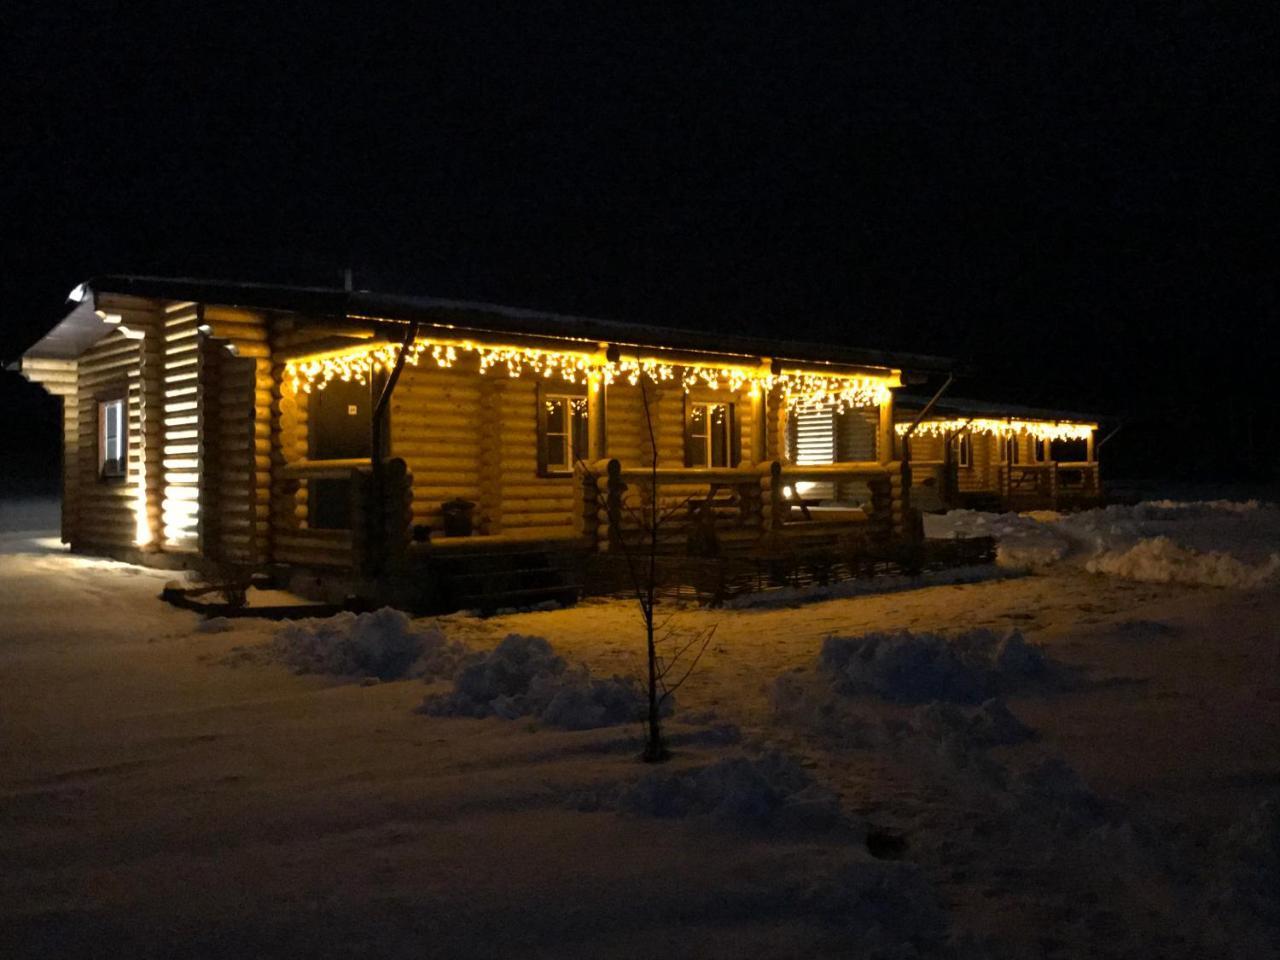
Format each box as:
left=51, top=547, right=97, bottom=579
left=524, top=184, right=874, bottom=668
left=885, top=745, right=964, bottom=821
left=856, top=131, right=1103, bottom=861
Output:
left=751, top=357, right=770, bottom=464
left=878, top=390, right=895, bottom=464
left=587, top=374, right=607, bottom=462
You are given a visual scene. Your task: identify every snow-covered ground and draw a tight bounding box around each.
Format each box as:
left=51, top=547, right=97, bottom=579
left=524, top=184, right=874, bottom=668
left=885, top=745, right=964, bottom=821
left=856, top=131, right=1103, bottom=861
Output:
left=927, top=498, right=1280, bottom=589
left=2, top=503, right=1279, bottom=959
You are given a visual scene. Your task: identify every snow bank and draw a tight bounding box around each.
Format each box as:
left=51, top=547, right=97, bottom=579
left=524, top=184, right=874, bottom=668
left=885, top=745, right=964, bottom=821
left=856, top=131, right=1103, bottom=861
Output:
left=925, top=499, right=1280, bottom=589
left=273, top=607, right=467, bottom=680
left=419, top=634, right=655, bottom=729
left=819, top=628, right=1047, bottom=704
left=1085, top=536, right=1280, bottom=589
left=912, top=697, right=1034, bottom=749
left=619, top=749, right=842, bottom=831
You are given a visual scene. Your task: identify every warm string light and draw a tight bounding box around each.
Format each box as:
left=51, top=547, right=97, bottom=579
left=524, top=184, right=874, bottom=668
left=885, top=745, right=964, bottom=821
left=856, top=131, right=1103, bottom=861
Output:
left=544, top=397, right=588, bottom=415
left=897, top=418, right=1096, bottom=442
left=284, top=338, right=896, bottom=411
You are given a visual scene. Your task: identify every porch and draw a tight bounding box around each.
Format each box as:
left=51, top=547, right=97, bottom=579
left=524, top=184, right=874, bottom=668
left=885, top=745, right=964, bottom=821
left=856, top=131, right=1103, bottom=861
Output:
left=909, top=459, right=1102, bottom=511
left=267, top=455, right=917, bottom=610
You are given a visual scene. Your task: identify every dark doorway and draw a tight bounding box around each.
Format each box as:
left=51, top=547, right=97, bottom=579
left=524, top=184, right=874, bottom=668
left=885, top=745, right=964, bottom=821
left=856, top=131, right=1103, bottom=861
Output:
left=307, top=374, right=386, bottom=529
left=310, top=377, right=374, bottom=461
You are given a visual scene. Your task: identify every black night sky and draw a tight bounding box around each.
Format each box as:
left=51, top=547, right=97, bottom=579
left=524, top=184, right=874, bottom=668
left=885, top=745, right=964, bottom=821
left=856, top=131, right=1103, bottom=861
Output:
left=3, top=3, right=1277, bottom=492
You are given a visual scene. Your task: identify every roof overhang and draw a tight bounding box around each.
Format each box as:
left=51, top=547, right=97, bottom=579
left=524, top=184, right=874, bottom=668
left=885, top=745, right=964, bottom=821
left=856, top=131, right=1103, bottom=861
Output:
left=894, top=393, right=1106, bottom=426
left=20, top=293, right=120, bottom=361
left=27, top=275, right=958, bottom=378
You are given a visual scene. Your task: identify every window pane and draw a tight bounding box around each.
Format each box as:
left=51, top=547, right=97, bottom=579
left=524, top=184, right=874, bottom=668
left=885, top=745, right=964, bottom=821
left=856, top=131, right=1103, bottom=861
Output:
left=571, top=406, right=589, bottom=462
left=710, top=404, right=729, bottom=467
left=689, top=404, right=707, bottom=437
left=1050, top=438, right=1089, bottom=462
left=546, top=435, right=568, bottom=469
left=101, top=399, right=126, bottom=476
left=545, top=397, right=566, bottom=433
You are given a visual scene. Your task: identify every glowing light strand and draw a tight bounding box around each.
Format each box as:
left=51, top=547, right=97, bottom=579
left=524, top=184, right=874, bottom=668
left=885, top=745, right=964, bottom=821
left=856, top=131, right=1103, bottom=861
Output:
left=283, top=338, right=895, bottom=411
left=896, top=418, right=1095, bottom=442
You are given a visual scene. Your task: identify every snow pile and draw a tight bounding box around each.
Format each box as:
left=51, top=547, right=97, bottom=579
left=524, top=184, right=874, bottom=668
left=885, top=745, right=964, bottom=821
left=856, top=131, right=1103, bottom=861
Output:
left=819, top=628, right=1047, bottom=704
left=911, top=697, right=1035, bottom=749
left=419, top=634, right=655, bottom=729
left=769, top=673, right=880, bottom=747
left=619, top=749, right=842, bottom=830
left=925, top=499, right=1280, bottom=588
left=272, top=607, right=467, bottom=680
left=1085, top=535, right=1280, bottom=589
left=925, top=508, right=1072, bottom=569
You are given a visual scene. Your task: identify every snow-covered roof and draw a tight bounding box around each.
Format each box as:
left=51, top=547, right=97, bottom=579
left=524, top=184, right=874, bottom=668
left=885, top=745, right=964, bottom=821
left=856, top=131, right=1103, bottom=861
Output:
left=895, top=393, right=1107, bottom=425
left=24, top=274, right=959, bottom=375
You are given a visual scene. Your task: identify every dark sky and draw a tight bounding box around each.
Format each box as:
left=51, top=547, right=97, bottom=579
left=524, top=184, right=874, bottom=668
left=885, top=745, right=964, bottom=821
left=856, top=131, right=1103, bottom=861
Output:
left=3, top=2, right=1278, bottom=483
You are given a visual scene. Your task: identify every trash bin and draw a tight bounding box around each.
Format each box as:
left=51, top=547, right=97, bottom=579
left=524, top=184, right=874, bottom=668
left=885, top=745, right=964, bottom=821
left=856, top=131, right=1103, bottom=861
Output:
left=441, top=498, right=476, bottom=537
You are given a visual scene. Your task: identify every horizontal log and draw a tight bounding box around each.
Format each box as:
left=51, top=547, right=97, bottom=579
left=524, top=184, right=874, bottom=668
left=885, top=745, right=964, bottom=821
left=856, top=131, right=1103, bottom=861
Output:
left=501, top=511, right=574, bottom=527
left=499, top=497, right=575, bottom=512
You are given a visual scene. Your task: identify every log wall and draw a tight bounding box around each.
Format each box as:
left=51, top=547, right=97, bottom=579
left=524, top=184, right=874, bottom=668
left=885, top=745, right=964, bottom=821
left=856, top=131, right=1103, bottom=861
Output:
left=73, top=330, right=145, bottom=551
left=391, top=364, right=485, bottom=535
left=203, top=306, right=273, bottom=565
left=160, top=302, right=202, bottom=550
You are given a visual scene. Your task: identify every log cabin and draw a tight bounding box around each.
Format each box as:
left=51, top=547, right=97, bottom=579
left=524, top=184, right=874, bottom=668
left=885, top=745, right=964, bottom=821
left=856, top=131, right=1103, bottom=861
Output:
left=16, top=276, right=959, bottom=608
left=894, top=395, right=1103, bottom=512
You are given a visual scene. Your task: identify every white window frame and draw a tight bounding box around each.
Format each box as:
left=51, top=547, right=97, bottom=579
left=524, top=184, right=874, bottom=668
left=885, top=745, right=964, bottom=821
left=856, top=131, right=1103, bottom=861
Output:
left=688, top=401, right=732, bottom=468
left=1003, top=434, right=1020, bottom=465
left=98, top=396, right=128, bottom=479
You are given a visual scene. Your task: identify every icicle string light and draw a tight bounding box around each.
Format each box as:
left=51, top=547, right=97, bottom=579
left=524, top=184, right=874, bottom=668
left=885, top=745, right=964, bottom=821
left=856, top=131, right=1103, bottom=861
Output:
left=284, top=337, right=896, bottom=411
left=896, top=418, right=1095, bottom=442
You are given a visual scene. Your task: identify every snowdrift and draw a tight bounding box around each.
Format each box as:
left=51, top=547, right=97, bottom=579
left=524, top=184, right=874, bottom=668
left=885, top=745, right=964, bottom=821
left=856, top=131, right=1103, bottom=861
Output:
left=273, top=607, right=468, bottom=680
left=618, top=749, right=842, bottom=830
left=819, top=628, right=1048, bottom=704
left=419, top=633, right=658, bottom=730
left=926, top=499, right=1280, bottom=588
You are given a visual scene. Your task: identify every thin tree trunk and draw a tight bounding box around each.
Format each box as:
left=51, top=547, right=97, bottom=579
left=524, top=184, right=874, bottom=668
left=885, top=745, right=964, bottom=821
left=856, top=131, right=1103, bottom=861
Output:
left=641, top=379, right=667, bottom=762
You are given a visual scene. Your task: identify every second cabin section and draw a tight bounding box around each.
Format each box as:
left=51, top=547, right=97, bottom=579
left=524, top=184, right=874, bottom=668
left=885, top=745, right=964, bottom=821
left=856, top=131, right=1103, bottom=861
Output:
left=894, top=396, right=1103, bottom=512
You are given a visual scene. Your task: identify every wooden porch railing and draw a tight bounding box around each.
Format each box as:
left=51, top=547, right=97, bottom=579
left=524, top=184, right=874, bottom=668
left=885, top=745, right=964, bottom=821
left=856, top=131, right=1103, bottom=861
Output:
left=278, top=457, right=414, bottom=572
left=576, top=459, right=911, bottom=553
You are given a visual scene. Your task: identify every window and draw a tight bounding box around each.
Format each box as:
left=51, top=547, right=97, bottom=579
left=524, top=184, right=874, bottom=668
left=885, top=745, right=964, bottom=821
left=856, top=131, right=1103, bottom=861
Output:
left=1050, top=437, right=1090, bottom=463
left=539, top=394, right=588, bottom=474
left=1034, top=438, right=1050, bottom=463
left=686, top=401, right=736, bottom=468
left=1003, top=435, right=1020, bottom=465
left=953, top=432, right=972, bottom=468
left=98, top=397, right=127, bottom=479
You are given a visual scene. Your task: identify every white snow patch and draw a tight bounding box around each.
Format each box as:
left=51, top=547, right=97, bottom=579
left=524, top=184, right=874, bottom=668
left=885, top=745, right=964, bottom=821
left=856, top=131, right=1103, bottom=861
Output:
left=618, top=749, right=844, bottom=831
left=926, top=499, right=1280, bottom=588
left=196, top=616, right=235, bottom=634
left=819, top=628, right=1048, bottom=704
left=273, top=607, right=467, bottom=680
left=419, top=634, right=656, bottom=729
